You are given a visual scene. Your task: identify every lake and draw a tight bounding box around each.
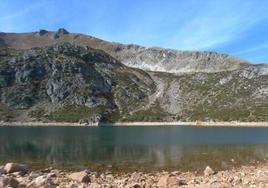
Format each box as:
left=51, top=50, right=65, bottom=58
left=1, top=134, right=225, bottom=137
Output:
left=0, top=126, right=268, bottom=172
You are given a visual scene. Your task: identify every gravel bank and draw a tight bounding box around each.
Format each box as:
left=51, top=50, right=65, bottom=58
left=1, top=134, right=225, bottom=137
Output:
left=1, top=162, right=268, bottom=187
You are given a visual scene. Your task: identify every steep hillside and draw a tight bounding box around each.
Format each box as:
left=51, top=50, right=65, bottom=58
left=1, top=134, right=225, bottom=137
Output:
left=0, top=42, right=155, bottom=122
left=1, top=29, right=268, bottom=123
left=133, top=65, right=268, bottom=122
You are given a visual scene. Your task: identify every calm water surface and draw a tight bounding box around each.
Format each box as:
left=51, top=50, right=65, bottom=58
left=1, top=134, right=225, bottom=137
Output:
left=0, top=126, right=268, bottom=172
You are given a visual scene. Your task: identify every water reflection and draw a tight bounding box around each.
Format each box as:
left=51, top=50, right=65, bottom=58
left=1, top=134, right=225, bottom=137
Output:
left=0, top=126, right=268, bottom=171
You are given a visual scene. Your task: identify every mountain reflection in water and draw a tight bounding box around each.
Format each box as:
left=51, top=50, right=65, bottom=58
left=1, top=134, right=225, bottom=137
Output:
left=0, top=126, right=268, bottom=171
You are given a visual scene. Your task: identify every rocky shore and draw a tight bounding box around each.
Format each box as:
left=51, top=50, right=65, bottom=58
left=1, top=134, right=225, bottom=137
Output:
left=1, top=121, right=268, bottom=127
left=1, top=162, right=268, bottom=188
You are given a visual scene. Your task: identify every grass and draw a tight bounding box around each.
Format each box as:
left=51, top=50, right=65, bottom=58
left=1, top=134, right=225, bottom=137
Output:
left=0, top=103, right=15, bottom=121
left=28, top=108, right=46, bottom=121
left=121, top=102, right=170, bottom=122
left=48, top=104, right=104, bottom=122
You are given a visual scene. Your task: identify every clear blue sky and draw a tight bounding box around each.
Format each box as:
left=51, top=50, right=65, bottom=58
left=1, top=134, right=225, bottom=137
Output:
left=0, top=0, right=268, bottom=63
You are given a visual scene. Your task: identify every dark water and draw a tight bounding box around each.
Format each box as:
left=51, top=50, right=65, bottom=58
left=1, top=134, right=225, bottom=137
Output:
left=0, top=126, right=268, bottom=172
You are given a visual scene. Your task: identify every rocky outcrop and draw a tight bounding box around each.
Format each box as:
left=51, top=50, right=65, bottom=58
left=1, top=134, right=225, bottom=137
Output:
left=36, top=29, right=48, bottom=36
left=0, top=42, right=155, bottom=122
left=110, top=45, right=248, bottom=73
left=79, top=114, right=101, bottom=126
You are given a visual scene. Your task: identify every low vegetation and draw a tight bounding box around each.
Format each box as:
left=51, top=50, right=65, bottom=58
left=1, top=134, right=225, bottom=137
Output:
left=48, top=104, right=104, bottom=122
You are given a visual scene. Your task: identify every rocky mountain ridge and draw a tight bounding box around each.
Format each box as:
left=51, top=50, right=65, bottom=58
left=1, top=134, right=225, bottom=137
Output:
left=1, top=28, right=268, bottom=123
left=0, top=28, right=249, bottom=73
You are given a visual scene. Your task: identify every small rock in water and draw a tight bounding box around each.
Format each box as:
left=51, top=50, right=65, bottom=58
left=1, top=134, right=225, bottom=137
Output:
left=0, top=176, right=19, bottom=188
left=4, top=163, right=27, bottom=173
left=204, top=166, right=215, bottom=177
left=67, top=171, right=91, bottom=183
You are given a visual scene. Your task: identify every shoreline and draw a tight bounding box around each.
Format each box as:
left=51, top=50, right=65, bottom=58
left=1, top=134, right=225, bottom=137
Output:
left=1, top=162, right=268, bottom=187
left=1, top=121, right=268, bottom=127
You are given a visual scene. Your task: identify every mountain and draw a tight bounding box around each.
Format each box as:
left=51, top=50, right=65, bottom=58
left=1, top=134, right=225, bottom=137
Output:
left=0, top=28, right=248, bottom=73
left=1, top=28, right=268, bottom=123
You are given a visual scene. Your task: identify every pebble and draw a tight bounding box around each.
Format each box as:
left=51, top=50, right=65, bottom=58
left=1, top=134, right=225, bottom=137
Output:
left=0, top=162, right=267, bottom=188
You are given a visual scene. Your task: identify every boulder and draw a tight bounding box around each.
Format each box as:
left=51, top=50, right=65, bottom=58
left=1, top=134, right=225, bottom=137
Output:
left=0, top=176, right=19, bottom=188
left=67, top=171, right=91, bottom=183
left=157, top=175, right=179, bottom=188
left=204, top=166, right=215, bottom=177
left=4, top=163, right=27, bottom=173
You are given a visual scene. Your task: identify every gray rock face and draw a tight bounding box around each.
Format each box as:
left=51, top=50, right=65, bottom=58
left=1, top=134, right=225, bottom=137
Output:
left=79, top=114, right=102, bottom=126
left=111, top=45, right=248, bottom=73
left=238, top=64, right=268, bottom=78
left=0, top=42, right=155, bottom=122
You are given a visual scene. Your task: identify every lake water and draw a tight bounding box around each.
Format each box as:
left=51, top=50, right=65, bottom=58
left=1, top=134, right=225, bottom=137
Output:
left=0, top=126, right=268, bottom=172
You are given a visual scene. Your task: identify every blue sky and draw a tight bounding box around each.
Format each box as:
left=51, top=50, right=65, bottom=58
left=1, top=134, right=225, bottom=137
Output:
left=0, top=0, right=268, bottom=63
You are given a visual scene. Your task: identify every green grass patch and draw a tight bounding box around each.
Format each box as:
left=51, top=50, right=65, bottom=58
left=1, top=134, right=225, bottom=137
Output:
left=48, top=104, right=104, bottom=122
left=28, top=108, right=46, bottom=121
